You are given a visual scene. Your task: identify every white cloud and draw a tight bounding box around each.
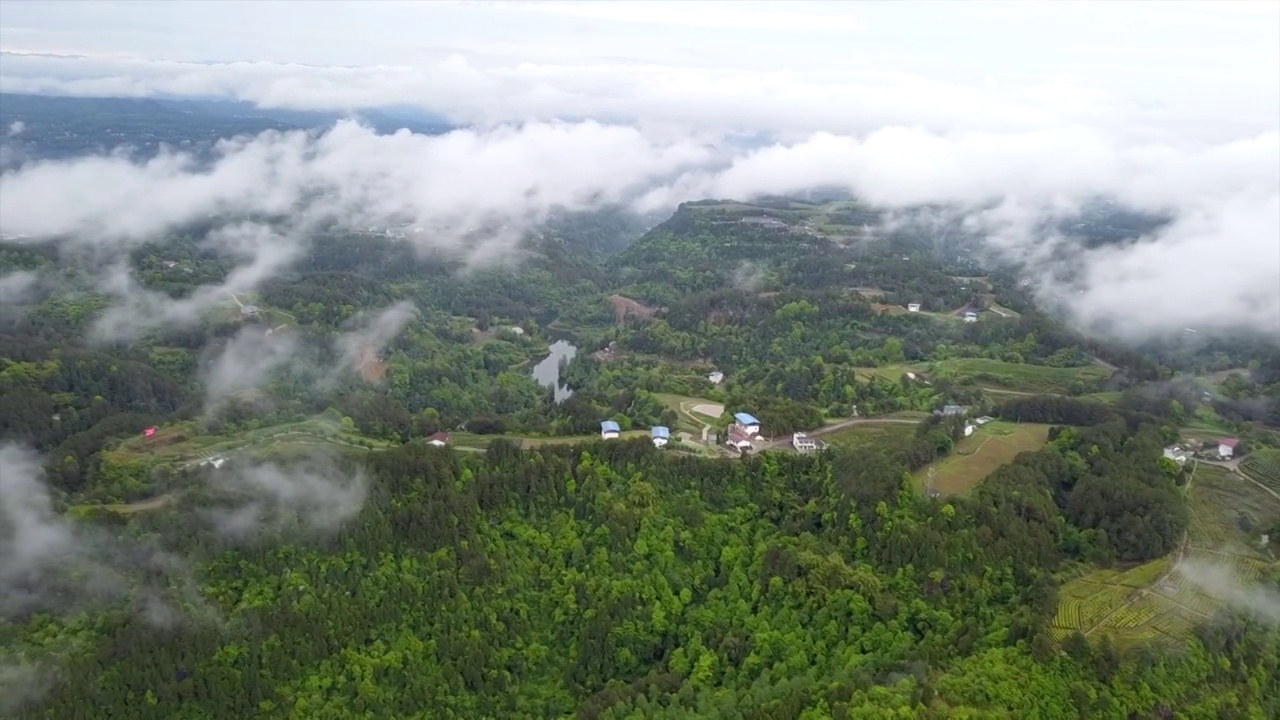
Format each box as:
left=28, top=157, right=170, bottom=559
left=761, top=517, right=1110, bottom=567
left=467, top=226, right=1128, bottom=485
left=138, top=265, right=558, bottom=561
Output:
left=634, top=125, right=1280, bottom=338
left=88, top=223, right=304, bottom=341
left=205, top=456, right=367, bottom=540
left=0, top=2, right=1274, bottom=341
left=0, top=269, right=39, bottom=304
left=330, top=301, right=416, bottom=382
left=1, top=117, right=1276, bottom=340
left=0, top=443, right=203, bottom=627
left=1176, top=557, right=1280, bottom=626
left=6, top=50, right=1268, bottom=142
left=201, top=324, right=304, bottom=416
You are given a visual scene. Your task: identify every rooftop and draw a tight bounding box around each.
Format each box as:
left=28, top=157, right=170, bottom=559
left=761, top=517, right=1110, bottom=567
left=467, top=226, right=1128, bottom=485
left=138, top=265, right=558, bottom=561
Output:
left=651, top=426, right=670, bottom=438
left=734, top=412, right=760, bottom=425
left=601, top=420, right=621, bottom=432
left=1219, top=437, right=1240, bottom=447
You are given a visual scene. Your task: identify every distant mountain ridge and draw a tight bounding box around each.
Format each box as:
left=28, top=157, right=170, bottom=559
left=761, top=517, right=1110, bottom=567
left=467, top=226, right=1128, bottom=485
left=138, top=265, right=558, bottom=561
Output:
left=0, top=93, right=456, bottom=166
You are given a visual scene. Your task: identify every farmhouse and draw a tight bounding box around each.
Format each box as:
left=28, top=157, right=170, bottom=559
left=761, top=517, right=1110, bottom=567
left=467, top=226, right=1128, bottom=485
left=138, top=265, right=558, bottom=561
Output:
left=651, top=426, right=670, bottom=448
left=963, top=311, right=978, bottom=323
left=726, top=427, right=753, bottom=452
left=733, top=412, right=761, bottom=435
left=935, top=405, right=966, bottom=418
left=1218, top=437, right=1240, bottom=459
left=708, top=371, right=725, bottom=384
left=964, top=424, right=976, bottom=437
left=601, top=421, right=621, bottom=440
left=792, top=432, right=825, bottom=452
left=1162, top=446, right=1187, bottom=464
left=907, top=303, right=921, bottom=313
left=974, top=416, right=994, bottom=426
left=240, top=305, right=259, bottom=318
left=427, top=431, right=452, bottom=447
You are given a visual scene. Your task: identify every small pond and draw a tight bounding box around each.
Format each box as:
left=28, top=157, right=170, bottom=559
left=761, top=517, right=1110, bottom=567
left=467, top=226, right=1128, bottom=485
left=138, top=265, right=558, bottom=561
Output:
left=531, top=339, right=577, bottom=403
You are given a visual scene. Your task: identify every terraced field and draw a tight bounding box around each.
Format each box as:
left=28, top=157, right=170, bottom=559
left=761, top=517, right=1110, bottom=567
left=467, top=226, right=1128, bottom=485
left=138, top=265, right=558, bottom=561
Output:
left=1052, top=461, right=1280, bottom=648
left=1242, top=449, right=1280, bottom=492
left=931, top=358, right=1113, bottom=394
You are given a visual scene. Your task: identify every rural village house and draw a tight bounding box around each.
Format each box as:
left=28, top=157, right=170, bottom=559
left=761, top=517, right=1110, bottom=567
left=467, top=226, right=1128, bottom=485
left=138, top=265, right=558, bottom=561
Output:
left=600, top=420, right=621, bottom=440
left=1218, top=437, right=1240, bottom=459
left=792, top=432, right=824, bottom=452
left=733, top=412, right=761, bottom=436
left=651, top=426, right=670, bottom=448
left=726, top=426, right=753, bottom=452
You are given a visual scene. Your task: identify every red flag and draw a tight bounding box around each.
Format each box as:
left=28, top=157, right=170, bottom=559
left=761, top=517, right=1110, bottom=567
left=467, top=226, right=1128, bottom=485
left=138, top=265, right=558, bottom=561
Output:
left=144, top=426, right=157, bottom=438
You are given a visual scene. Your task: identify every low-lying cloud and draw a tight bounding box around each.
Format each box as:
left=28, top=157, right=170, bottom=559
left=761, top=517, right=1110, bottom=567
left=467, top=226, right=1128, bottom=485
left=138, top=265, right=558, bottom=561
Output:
left=198, top=300, right=417, bottom=415
left=205, top=456, right=367, bottom=540
left=1175, top=557, right=1280, bottom=627
left=0, top=269, right=39, bottom=305
left=2, top=116, right=1275, bottom=340
left=0, top=443, right=196, bottom=624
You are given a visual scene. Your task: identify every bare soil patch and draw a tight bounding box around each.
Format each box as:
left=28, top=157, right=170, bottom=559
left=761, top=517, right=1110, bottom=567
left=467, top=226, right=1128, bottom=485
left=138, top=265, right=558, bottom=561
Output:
left=609, top=294, right=658, bottom=324
left=872, top=303, right=908, bottom=315
left=691, top=403, right=724, bottom=418
left=356, top=346, right=389, bottom=383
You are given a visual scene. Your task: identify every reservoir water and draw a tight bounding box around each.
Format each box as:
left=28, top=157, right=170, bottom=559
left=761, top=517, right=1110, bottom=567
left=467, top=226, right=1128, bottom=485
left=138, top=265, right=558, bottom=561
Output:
left=531, top=339, right=577, bottom=403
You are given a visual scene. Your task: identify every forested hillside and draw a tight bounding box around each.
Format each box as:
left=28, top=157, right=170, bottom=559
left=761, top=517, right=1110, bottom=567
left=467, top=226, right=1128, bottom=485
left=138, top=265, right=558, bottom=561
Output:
left=3, top=193, right=1280, bottom=719
left=9, top=412, right=1279, bottom=719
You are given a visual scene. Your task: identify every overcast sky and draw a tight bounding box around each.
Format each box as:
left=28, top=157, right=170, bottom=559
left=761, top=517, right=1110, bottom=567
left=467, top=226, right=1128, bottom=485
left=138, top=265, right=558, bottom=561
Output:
left=2, top=0, right=1277, bottom=140
left=1, top=1, right=1278, bottom=339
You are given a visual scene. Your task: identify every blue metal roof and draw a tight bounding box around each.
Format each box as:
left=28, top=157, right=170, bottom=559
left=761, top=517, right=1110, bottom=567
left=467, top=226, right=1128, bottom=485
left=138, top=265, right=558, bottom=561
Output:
left=601, top=420, right=621, bottom=432
left=734, top=412, right=760, bottom=425
left=651, top=426, right=670, bottom=438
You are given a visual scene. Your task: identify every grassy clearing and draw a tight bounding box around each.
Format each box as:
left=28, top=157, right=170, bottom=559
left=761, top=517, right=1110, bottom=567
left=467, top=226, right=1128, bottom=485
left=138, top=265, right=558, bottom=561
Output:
left=111, top=415, right=394, bottom=467
left=914, top=421, right=1051, bottom=496
left=853, top=363, right=925, bottom=383
left=1241, top=449, right=1280, bottom=493
left=931, top=358, right=1113, bottom=394
left=1084, top=391, right=1123, bottom=404
left=655, top=393, right=724, bottom=438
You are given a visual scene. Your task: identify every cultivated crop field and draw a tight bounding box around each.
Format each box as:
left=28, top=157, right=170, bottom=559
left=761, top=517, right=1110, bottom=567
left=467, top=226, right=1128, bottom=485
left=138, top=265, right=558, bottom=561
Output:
left=1241, top=449, right=1280, bottom=493
left=914, top=421, right=1051, bottom=495
left=930, top=358, right=1113, bottom=394
left=1052, top=559, right=1202, bottom=647
left=825, top=422, right=917, bottom=453
left=1052, top=460, right=1280, bottom=648
left=1188, top=464, right=1280, bottom=558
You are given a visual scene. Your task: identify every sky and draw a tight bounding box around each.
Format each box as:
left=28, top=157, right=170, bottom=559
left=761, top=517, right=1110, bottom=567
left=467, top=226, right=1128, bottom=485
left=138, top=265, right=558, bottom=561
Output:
left=0, top=0, right=1278, bottom=337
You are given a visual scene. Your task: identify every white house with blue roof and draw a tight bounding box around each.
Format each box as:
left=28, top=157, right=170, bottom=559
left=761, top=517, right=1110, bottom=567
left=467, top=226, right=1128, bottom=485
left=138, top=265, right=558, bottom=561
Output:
left=733, top=412, right=761, bottom=436
left=600, top=420, right=620, bottom=440
left=650, top=426, right=670, bottom=448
